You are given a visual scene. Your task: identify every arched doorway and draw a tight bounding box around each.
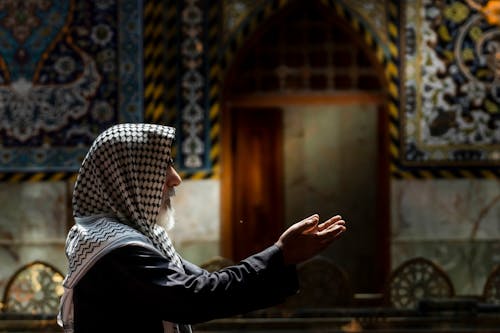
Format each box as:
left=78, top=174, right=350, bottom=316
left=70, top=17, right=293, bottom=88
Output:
left=221, top=0, right=390, bottom=293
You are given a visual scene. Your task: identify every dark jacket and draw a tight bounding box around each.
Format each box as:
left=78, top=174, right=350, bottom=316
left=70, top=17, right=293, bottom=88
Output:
left=73, top=244, right=298, bottom=332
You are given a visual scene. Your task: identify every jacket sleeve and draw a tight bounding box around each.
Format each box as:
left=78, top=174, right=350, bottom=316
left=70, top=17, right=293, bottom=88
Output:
left=106, top=244, right=299, bottom=324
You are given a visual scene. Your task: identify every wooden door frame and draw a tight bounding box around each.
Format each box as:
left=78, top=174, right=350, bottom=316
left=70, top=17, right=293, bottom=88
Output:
left=220, top=103, right=235, bottom=259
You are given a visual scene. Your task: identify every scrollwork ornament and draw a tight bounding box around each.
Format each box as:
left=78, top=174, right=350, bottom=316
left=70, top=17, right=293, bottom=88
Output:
left=455, top=13, right=500, bottom=103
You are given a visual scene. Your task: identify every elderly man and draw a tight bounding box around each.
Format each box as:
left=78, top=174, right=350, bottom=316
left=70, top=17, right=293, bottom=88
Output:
left=58, top=123, right=346, bottom=333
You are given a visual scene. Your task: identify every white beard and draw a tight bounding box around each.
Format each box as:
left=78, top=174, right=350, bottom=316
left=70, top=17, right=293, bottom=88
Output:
left=157, top=187, right=176, bottom=231
left=157, top=205, right=175, bottom=231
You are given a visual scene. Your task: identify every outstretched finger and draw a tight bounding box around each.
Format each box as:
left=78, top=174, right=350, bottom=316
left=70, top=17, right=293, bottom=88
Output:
left=317, top=221, right=346, bottom=238
left=317, top=215, right=342, bottom=231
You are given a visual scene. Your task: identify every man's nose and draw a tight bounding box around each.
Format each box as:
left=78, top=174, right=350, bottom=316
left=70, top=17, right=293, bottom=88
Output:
left=166, top=165, right=182, bottom=187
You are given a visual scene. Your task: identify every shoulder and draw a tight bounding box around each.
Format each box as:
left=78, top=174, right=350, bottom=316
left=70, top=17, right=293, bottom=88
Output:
left=107, top=244, right=164, bottom=261
left=78, top=244, right=170, bottom=289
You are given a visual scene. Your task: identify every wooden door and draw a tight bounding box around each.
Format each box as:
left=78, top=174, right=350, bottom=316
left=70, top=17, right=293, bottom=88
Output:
left=231, top=108, right=283, bottom=261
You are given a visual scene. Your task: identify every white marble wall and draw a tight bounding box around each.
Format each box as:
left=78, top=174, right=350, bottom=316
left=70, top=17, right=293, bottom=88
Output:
left=391, top=179, right=500, bottom=294
left=0, top=181, right=69, bottom=301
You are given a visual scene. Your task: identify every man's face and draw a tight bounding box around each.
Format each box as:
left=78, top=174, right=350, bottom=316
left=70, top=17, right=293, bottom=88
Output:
left=157, top=165, right=181, bottom=230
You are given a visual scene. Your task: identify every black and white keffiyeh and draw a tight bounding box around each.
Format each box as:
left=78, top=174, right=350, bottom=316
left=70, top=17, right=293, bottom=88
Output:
left=58, top=123, right=190, bottom=333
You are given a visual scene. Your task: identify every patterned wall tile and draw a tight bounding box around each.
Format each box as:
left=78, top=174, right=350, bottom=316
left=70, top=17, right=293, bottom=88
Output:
left=400, top=0, right=500, bottom=173
left=0, top=0, right=143, bottom=177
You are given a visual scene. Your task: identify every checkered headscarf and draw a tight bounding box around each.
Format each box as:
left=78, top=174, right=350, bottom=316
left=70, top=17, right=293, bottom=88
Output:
left=72, top=123, right=181, bottom=265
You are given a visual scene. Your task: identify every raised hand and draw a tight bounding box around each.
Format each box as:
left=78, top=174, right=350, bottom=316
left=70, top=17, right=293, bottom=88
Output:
left=275, top=214, right=346, bottom=265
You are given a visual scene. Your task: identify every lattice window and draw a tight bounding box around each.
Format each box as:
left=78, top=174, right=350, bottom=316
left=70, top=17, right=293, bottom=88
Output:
left=2, top=261, right=64, bottom=314
left=230, top=3, right=381, bottom=94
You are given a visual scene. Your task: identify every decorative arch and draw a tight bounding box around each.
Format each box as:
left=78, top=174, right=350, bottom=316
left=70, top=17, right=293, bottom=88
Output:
left=217, top=0, right=402, bottom=178
left=220, top=0, right=393, bottom=74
